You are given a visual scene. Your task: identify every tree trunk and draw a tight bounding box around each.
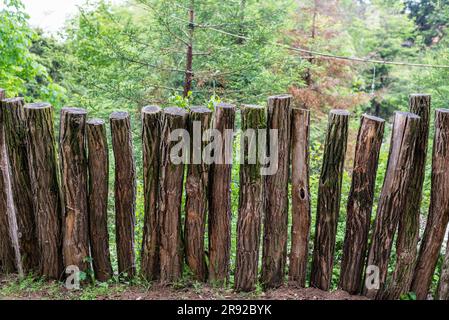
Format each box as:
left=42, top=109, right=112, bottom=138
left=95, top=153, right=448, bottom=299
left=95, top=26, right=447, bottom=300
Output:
left=183, top=0, right=195, bottom=97
left=411, top=108, right=449, bottom=300
left=386, top=94, right=431, bottom=300
left=289, top=108, right=311, bottom=287
left=110, top=112, right=136, bottom=279
left=364, top=111, right=420, bottom=300
left=185, top=106, right=212, bottom=282
left=25, top=103, right=63, bottom=279
left=141, top=106, right=162, bottom=281
left=311, top=109, right=350, bottom=291
left=339, top=114, right=385, bottom=295
left=2, top=97, right=39, bottom=273
left=234, top=105, right=266, bottom=292
left=437, top=238, right=449, bottom=300
left=261, top=95, right=292, bottom=289
left=159, top=107, right=187, bottom=283
left=87, top=119, right=113, bottom=282
left=208, top=103, right=236, bottom=285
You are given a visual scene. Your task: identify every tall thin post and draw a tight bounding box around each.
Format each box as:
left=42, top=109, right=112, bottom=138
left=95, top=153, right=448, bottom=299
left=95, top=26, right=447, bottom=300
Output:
left=311, top=109, right=350, bottom=291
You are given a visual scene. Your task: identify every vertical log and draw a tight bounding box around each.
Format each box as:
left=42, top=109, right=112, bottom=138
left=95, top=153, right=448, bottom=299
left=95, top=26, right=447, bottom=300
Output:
left=110, top=112, right=136, bottom=279
left=159, top=107, right=187, bottom=283
left=386, top=94, right=431, bottom=300
left=25, top=103, right=63, bottom=279
left=261, top=95, right=291, bottom=289
left=185, top=106, right=212, bottom=282
left=364, top=111, right=420, bottom=300
left=2, top=97, right=39, bottom=272
left=437, top=239, right=449, bottom=300
left=87, top=119, right=113, bottom=282
left=234, top=105, right=266, bottom=292
left=339, top=114, right=385, bottom=294
left=411, top=109, right=449, bottom=300
left=208, top=103, right=236, bottom=284
left=289, top=108, right=311, bottom=287
left=311, top=109, right=350, bottom=291
left=60, top=107, right=90, bottom=273
left=141, top=106, right=162, bottom=281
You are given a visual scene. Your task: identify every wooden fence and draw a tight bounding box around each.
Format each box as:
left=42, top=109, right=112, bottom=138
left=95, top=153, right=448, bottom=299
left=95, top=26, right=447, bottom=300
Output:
left=1, top=88, right=449, bottom=300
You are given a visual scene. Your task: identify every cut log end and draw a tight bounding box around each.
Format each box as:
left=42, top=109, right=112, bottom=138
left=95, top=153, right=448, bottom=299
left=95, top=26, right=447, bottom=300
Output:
left=110, top=111, right=130, bottom=121
left=62, top=107, right=87, bottom=115
left=142, top=106, right=162, bottom=115
left=362, top=114, right=385, bottom=123
left=164, top=107, right=188, bottom=117
left=330, top=109, right=351, bottom=117
left=87, top=119, right=105, bottom=126
left=24, top=103, right=51, bottom=110
left=190, top=106, right=212, bottom=114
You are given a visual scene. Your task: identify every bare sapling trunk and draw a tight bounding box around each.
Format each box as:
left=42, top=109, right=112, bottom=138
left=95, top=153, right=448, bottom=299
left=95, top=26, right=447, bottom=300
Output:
left=87, top=119, right=113, bottom=282
left=289, top=108, right=311, bottom=287
left=234, top=105, right=266, bottom=292
left=339, top=114, right=385, bottom=295
left=208, top=103, right=236, bottom=285
left=311, top=109, right=350, bottom=291
left=411, top=109, right=449, bottom=300
left=185, top=107, right=212, bottom=282
left=261, top=95, right=291, bottom=289
left=364, top=111, right=420, bottom=300
left=25, top=103, right=63, bottom=279
left=110, top=112, right=136, bottom=279
left=141, top=106, right=162, bottom=281
left=437, top=238, right=449, bottom=300
left=60, top=107, right=90, bottom=274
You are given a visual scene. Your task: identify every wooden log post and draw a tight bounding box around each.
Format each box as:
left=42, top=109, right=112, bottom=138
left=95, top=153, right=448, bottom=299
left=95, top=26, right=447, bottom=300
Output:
left=311, top=109, right=350, bottom=291
left=339, top=115, right=385, bottom=295
left=87, top=119, right=113, bottom=282
left=60, top=107, right=90, bottom=274
left=437, top=239, right=449, bottom=300
left=386, top=94, right=431, bottom=300
left=185, top=106, right=212, bottom=282
left=110, top=112, right=136, bottom=279
left=208, top=103, right=236, bottom=285
left=364, top=111, right=420, bottom=300
left=289, top=108, right=311, bottom=287
left=159, top=107, right=188, bottom=283
left=411, top=109, right=449, bottom=300
left=234, top=105, right=266, bottom=292
left=2, top=97, right=39, bottom=273
left=261, top=95, right=291, bottom=289
left=25, top=103, right=63, bottom=279
left=141, top=106, right=162, bottom=281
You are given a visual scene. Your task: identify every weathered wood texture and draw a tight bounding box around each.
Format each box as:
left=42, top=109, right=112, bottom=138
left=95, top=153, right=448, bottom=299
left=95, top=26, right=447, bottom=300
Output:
left=261, top=95, right=291, bottom=289
left=159, top=107, right=187, bottom=283
left=234, top=105, right=266, bottom=292
left=386, top=94, right=431, bottom=300
left=2, top=97, right=39, bottom=272
left=311, top=109, right=350, bottom=291
left=364, top=111, right=420, bottom=299
left=339, top=114, right=385, bottom=295
left=289, top=108, right=311, bottom=287
left=438, top=239, right=449, bottom=300
left=411, top=109, right=449, bottom=300
left=110, top=112, right=136, bottom=279
left=141, top=106, right=162, bottom=281
left=185, top=107, right=212, bottom=282
left=60, top=107, right=90, bottom=273
left=87, top=119, right=113, bottom=282
left=25, top=103, right=63, bottom=279
left=208, top=103, right=236, bottom=284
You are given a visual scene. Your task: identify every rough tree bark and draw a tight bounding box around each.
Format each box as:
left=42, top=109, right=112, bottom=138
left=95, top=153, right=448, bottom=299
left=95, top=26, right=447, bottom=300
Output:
left=185, top=106, right=212, bottom=282
left=234, top=105, right=266, bottom=292
left=141, top=106, right=162, bottom=281
left=87, top=119, right=113, bottom=282
left=25, top=103, right=63, bottom=279
left=386, top=94, right=431, bottom=300
left=364, top=111, right=420, bottom=300
left=289, top=108, right=311, bottom=287
left=208, top=103, right=236, bottom=285
left=183, top=0, right=195, bottom=97
left=438, top=238, right=449, bottom=300
left=159, top=107, right=187, bottom=283
left=261, top=95, right=291, bottom=289
left=60, top=107, right=90, bottom=273
left=110, top=112, right=136, bottom=279
left=411, top=109, right=449, bottom=300
left=311, top=109, right=350, bottom=291
left=339, top=114, right=385, bottom=295
left=2, top=97, right=39, bottom=273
